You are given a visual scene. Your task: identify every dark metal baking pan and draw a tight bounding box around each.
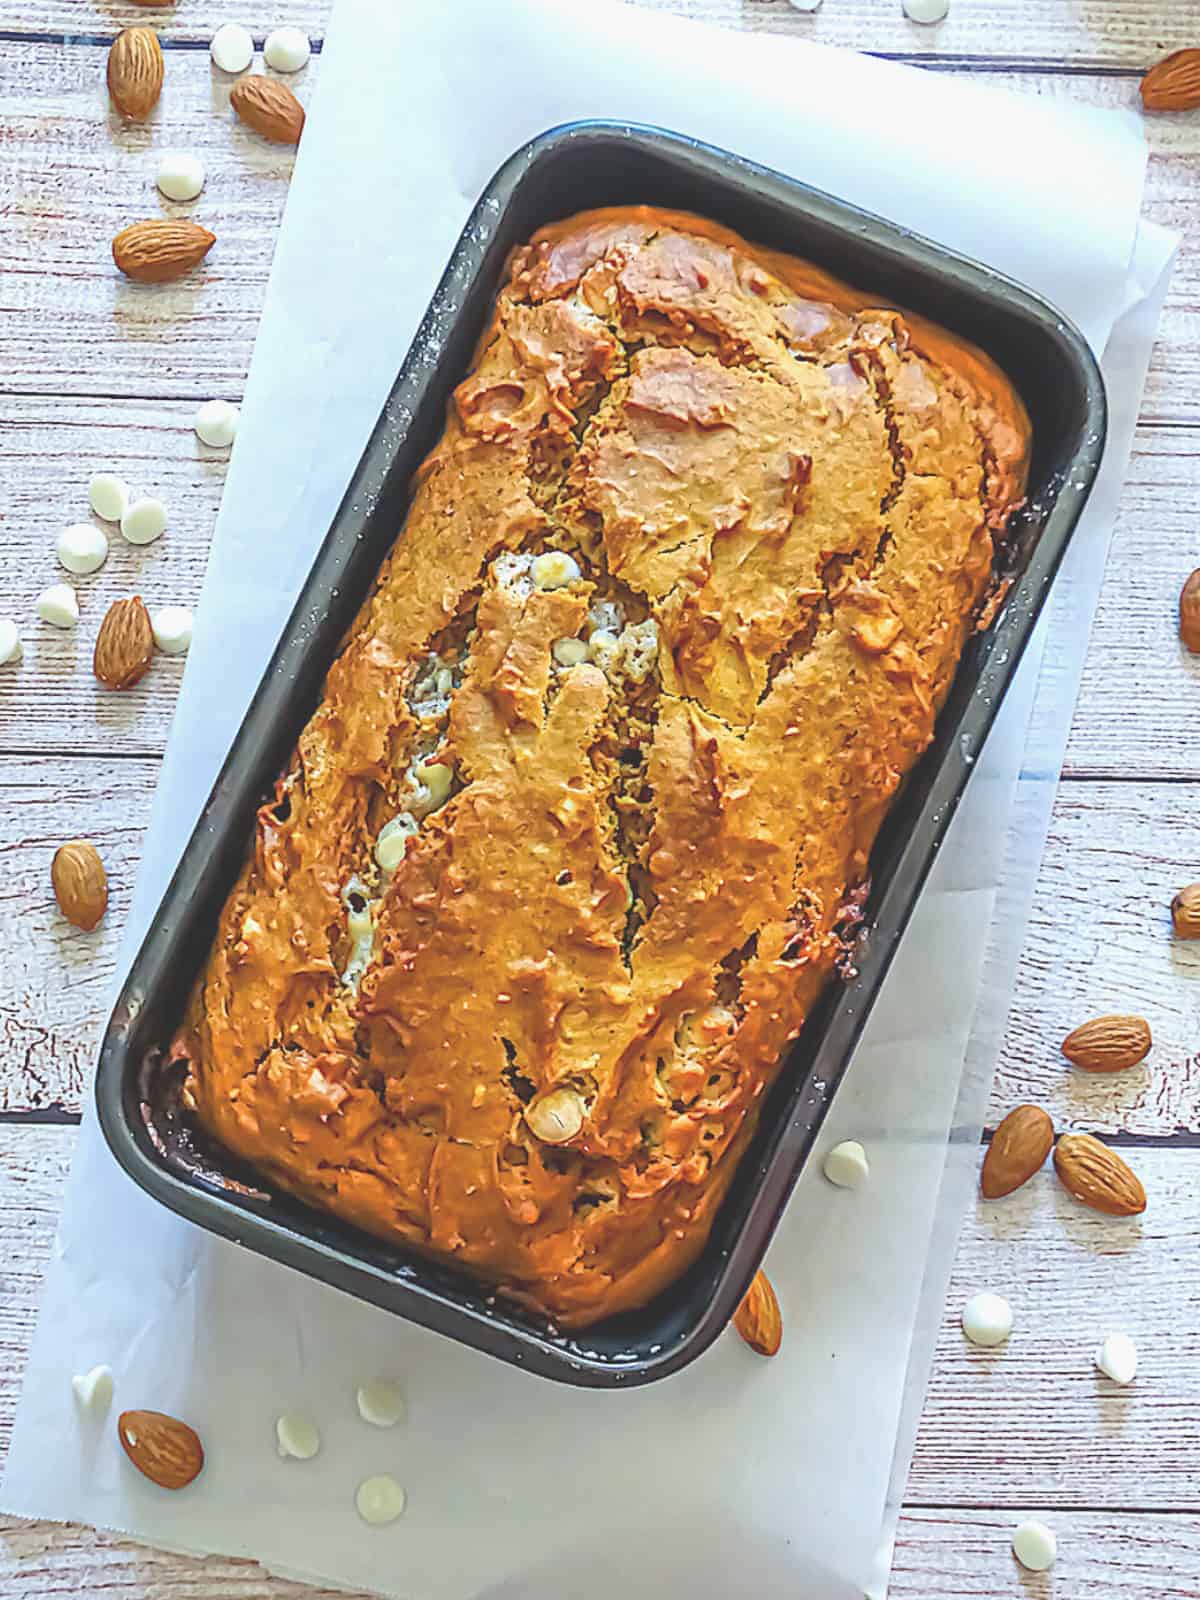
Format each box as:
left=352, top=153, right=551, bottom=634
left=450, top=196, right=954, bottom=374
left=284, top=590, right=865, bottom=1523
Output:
left=96, top=122, right=1106, bottom=1387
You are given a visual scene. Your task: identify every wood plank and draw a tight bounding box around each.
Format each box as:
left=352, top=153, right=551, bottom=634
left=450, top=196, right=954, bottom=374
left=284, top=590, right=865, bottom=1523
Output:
left=0, top=397, right=225, bottom=758
left=0, top=47, right=1196, bottom=423
left=908, top=1147, right=1200, bottom=1509
left=3, top=0, right=1198, bottom=70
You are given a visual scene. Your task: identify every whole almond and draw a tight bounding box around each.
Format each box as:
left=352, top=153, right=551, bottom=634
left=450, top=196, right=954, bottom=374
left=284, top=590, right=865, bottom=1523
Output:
left=1054, top=1133, right=1146, bottom=1217
left=230, top=76, right=305, bottom=145
left=51, top=841, right=108, bottom=931
left=107, top=27, right=163, bottom=121
left=1141, top=48, right=1200, bottom=112
left=94, top=597, right=154, bottom=689
left=981, top=1104, right=1054, bottom=1199
left=1172, top=883, right=1200, bottom=938
left=1062, top=1014, right=1152, bottom=1073
left=1180, top=569, right=1200, bottom=653
left=112, top=219, right=215, bottom=284
left=118, top=1410, right=204, bottom=1490
left=733, top=1269, right=782, bottom=1357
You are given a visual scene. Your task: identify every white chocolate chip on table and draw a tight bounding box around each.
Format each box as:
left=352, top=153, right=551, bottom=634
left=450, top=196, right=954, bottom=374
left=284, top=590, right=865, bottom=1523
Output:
left=152, top=606, right=194, bottom=656
left=58, top=523, right=109, bottom=577
left=120, top=496, right=167, bottom=547
left=356, top=1475, right=406, bottom=1526
left=36, top=583, right=80, bottom=628
left=89, top=473, right=129, bottom=523
left=903, top=0, right=950, bottom=20
left=1012, top=1520, right=1057, bottom=1572
left=822, top=1140, right=869, bottom=1189
left=263, top=27, right=311, bottom=72
left=1095, top=1331, right=1138, bottom=1384
left=961, top=1291, right=1012, bottom=1348
left=276, top=1413, right=320, bottom=1460
left=71, top=1364, right=114, bottom=1414
left=357, top=1378, right=405, bottom=1428
left=194, top=399, right=240, bottom=448
left=0, top=620, right=23, bottom=665
left=210, top=23, right=254, bottom=75
left=156, top=152, right=206, bottom=203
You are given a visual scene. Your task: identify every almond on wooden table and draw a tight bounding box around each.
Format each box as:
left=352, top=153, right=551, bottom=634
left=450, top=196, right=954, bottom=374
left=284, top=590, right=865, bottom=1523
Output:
left=1171, top=884, right=1200, bottom=938
left=1140, top=48, right=1200, bottom=112
left=981, top=1105, right=1054, bottom=1199
left=230, top=76, right=306, bottom=145
left=94, top=597, right=154, bottom=689
left=112, top=219, right=216, bottom=284
left=1179, top=569, right=1200, bottom=653
left=733, top=1269, right=782, bottom=1357
left=51, top=841, right=108, bottom=931
left=1054, top=1133, right=1147, bottom=1217
left=1061, top=1014, right=1152, bottom=1073
left=118, top=1410, right=204, bottom=1490
left=107, top=27, right=163, bottom=121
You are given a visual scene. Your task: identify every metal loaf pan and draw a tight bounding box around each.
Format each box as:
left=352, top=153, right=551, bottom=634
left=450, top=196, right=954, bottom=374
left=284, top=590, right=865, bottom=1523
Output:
left=96, top=123, right=1106, bottom=1387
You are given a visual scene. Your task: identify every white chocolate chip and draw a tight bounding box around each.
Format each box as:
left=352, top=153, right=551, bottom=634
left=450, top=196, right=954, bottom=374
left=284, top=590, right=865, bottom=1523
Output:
left=356, top=1475, right=406, bottom=1525
left=36, top=583, right=79, bottom=628
left=356, top=1378, right=405, bottom=1428
left=822, top=1140, right=869, bottom=1189
left=263, top=26, right=311, bottom=72
left=88, top=473, right=130, bottom=523
left=403, top=758, right=454, bottom=818
left=530, top=550, right=581, bottom=590
left=376, top=813, right=418, bottom=873
left=57, top=523, right=109, bottom=577
left=120, top=497, right=167, bottom=547
left=194, top=399, right=240, bottom=449
left=151, top=606, right=193, bottom=656
left=961, top=1291, right=1013, bottom=1348
left=786, top=0, right=824, bottom=9
left=902, top=0, right=949, bottom=20
left=552, top=637, right=588, bottom=668
left=0, top=620, right=21, bottom=665
left=1094, top=1332, right=1138, bottom=1385
left=210, top=22, right=254, bottom=74
left=526, top=1086, right=586, bottom=1145
left=588, top=628, right=619, bottom=671
left=1012, top=1520, right=1056, bottom=1572
left=275, top=1412, right=321, bottom=1460
left=156, top=152, right=206, bottom=203
left=71, top=1364, right=114, bottom=1413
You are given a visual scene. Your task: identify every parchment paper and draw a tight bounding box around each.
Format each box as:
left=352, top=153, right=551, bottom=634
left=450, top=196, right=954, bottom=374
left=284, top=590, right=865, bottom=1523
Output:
left=2, top=3, right=1176, bottom=1596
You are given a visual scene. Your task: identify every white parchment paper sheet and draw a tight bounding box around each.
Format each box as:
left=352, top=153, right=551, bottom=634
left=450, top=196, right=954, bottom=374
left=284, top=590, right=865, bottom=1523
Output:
left=2, top=3, right=1176, bottom=1597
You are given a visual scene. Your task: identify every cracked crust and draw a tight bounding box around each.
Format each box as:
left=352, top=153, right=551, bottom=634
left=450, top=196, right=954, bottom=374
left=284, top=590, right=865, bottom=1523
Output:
left=175, top=206, right=1031, bottom=1327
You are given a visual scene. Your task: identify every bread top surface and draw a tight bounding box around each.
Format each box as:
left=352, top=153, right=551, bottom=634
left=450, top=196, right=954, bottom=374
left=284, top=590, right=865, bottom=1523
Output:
left=177, top=205, right=1030, bottom=1327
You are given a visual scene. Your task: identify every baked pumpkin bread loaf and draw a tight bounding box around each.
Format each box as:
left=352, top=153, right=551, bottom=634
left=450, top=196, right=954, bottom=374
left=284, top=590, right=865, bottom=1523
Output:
left=176, top=206, right=1030, bottom=1328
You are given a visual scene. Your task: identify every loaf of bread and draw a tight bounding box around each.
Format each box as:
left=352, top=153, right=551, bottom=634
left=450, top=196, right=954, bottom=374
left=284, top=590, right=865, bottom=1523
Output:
left=176, top=206, right=1030, bottom=1327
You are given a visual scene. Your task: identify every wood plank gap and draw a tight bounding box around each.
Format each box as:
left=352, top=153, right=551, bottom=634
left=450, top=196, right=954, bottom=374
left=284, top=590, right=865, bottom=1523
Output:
left=981, top=1127, right=1200, bottom=1149
left=0, top=1107, right=82, bottom=1126
left=881, top=56, right=1143, bottom=76
left=0, top=29, right=325, bottom=50
left=902, top=1501, right=1200, bottom=1514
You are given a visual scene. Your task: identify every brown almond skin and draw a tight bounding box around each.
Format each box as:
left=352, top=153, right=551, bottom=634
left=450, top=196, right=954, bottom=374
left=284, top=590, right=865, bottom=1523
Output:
left=1054, top=1133, right=1146, bottom=1217
left=733, top=1269, right=782, bottom=1357
left=1062, top=1014, right=1152, bottom=1073
left=51, top=841, right=108, bottom=931
left=230, top=76, right=305, bottom=144
left=981, top=1104, right=1054, bottom=1199
left=94, top=597, right=154, bottom=689
left=1141, top=48, right=1200, bottom=112
left=1172, top=884, right=1200, bottom=939
left=1180, top=569, right=1200, bottom=653
left=112, top=219, right=216, bottom=284
left=118, top=1410, right=204, bottom=1490
left=107, top=27, right=163, bottom=121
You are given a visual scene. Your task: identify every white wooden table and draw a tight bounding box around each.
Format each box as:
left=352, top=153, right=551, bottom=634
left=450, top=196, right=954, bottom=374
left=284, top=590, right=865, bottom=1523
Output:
left=2, top=2, right=1198, bottom=1593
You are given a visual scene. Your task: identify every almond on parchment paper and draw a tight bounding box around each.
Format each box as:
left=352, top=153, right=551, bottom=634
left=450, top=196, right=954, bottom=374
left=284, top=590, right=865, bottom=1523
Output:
left=113, top=219, right=215, bottom=284
left=733, top=1269, right=782, bottom=1357
left=1180, top=569, right=1200, bottom=653
left=107, top=27, right=163, bottom=121
left=1061, top=1014, right=1152, bottom=1073
left=94, top=597, right=154, bottom=689
left=51, top=841, right=108, bottom=931
left=230, top=76, right=306, bottom=145
left=981, top=1105, right=1054, bottom=1199
left=118, top=1410, right=204, bottom=1490
left=1172, top=884, right=1200, bottom=938
left=1053, top=1133, right=1146, bottom=1217
left=1141, top=48, right=1200, bottom=112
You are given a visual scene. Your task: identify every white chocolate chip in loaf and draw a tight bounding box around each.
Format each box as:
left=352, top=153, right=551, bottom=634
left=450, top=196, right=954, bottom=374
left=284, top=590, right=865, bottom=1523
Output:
left=531, top=550, right=581, bottom=590
left=525, top=1086, right=586, bottom=1144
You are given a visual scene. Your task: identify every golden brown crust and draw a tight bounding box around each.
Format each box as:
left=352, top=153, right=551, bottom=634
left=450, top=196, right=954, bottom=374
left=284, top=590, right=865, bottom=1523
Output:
left=177, top=206, right=1030, bottom=1327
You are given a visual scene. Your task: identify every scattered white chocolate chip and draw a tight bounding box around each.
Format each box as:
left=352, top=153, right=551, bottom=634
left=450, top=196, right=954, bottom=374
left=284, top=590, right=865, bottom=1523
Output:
left=530, top=550, right=581, bottom=590
left=58, top=523, right=109, bottom=577
left=151, top=606, right=194, bottom=656
left=88, top=473, right=130, bottom=523
left=263, top=26, right=311, bottom=72
left=587, top=628, right=619, bottom=671
left=961, top=1291, right=1013, bottom=1348
left=376, top=813, right=418, bottom=873
left=552, top=637, right=588, bottom=668
left=526, top=1086, right=586, bottom=1145
left=822, top=1140, right=869, bottom=1189
left=902, top=0, right=949, bottom=21
left=71, top=1364, right=114, bottom=1413
left=408, top=758, right=454, bottom=815
left=210, top=22, right=254, bottom=74
left=356, top=1474, right=406, bottom=1526
left=194, top=399, right=240, bottom=449
left=1094, top=1331, right=1138, bottom=1385
left=120, top=496, right=167, bottom=547
left=356, top=1379, right=406, bottom=1428
left=786, top=0, right=824, bottom=10
left=1012, top=1520, right=1057, bottom=1573
left=36, top=583, right=80, bottom=628
left=156, top=152, right=206, bottom=203
left=275, top=1412, right=321, bottom=1460
left=0, top=619, right=21, bottom=665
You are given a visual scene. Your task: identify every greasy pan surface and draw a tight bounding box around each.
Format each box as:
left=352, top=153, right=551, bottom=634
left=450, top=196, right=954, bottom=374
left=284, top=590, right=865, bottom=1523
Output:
left=97, top=123, right=1105, bottom=1386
